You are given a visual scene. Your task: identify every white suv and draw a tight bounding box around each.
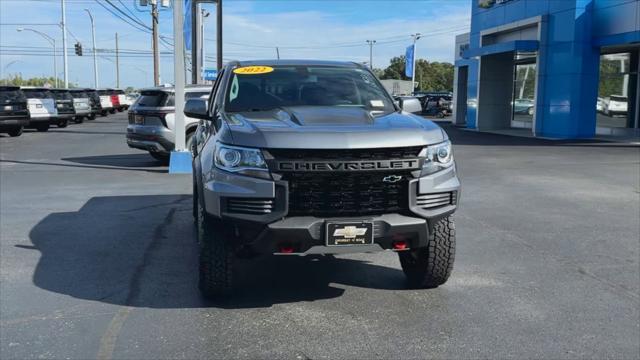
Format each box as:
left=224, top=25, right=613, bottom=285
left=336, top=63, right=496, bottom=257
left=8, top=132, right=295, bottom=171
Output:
left=126, top=85, right=211, bottom=163
left=21, top=87, right=57, bottom=132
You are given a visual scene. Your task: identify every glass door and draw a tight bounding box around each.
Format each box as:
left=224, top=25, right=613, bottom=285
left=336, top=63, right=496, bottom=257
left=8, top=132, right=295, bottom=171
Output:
left=511, top=61, right=537, bottom=129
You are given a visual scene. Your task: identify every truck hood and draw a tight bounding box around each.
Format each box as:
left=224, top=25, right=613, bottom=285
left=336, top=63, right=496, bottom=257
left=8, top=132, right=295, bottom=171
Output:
left=221, top=106, right=446, bottom=149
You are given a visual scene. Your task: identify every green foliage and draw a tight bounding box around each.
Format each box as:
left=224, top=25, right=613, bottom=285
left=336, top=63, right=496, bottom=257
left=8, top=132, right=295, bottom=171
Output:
left=378, top=55, right=454, bottom=92
left=1, top=75, right=74, bottom=88
left=598, top=59, right=626, bottom=98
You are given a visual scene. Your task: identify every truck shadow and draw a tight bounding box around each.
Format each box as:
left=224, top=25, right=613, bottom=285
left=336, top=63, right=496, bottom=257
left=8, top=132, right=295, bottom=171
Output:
left=27, top=195, right=409, bottom=310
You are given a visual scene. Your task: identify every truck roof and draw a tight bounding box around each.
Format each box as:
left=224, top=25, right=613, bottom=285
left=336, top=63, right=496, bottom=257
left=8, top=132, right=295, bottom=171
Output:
left=230, top=59, right=362, bottom=68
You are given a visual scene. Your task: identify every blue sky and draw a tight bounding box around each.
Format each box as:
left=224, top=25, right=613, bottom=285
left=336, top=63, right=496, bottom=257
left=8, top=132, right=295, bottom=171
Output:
left=0, top=0, right=471, bottom=88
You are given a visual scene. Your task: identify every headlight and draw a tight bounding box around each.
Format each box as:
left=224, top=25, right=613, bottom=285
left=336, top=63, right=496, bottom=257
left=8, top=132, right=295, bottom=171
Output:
left=421, top=140, right=454, bottom=175
left=214, top=142, right=268, bottom=175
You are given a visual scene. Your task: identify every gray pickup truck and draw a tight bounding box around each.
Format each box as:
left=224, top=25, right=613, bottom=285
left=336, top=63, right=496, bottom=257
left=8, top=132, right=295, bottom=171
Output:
left=186, top=60, right=460, bottom=297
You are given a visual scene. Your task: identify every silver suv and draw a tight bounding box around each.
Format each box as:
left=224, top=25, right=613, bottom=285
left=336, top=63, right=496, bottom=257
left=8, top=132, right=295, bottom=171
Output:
left=126, top=85, right=211, bottom=163
left=186, top=60, right=460, bottom=297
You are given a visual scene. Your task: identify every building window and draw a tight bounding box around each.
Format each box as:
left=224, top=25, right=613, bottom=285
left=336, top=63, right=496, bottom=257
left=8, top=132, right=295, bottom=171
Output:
left=597, top=52, right=636, bottom=130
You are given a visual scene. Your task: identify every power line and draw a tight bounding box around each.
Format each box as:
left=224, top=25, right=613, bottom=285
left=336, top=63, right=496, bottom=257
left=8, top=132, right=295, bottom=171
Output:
left=104, top=0, right=151, bottom=30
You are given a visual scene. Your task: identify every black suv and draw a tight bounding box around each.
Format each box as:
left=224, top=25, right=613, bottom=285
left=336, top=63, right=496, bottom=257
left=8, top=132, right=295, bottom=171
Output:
left=0, top=86, right=29, bottom=137
left=50, top=89, right=76, bottom=128
left=84, top=89, right=102, bottom=120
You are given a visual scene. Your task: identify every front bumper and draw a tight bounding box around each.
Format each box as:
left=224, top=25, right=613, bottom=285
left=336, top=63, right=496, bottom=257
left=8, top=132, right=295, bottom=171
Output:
left=126, top=125, right=174, bottom=154
left=201, top=165, right=460, bottom=255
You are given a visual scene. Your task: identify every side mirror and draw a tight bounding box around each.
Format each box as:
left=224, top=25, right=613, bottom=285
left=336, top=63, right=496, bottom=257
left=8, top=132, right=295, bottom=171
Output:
left=398, top=97, right=423, bottom=114
left=184, top=98, right=210, bottom=120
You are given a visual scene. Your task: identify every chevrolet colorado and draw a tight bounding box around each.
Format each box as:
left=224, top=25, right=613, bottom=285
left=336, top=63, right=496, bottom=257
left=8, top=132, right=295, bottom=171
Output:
left=186, top=60, right=460, bottom=297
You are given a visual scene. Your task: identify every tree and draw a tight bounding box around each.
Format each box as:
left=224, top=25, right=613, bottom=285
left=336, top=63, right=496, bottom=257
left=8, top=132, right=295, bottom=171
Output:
left=379, top=55, right=455, bottom=92
left=1, top=75, right=74, bottom=88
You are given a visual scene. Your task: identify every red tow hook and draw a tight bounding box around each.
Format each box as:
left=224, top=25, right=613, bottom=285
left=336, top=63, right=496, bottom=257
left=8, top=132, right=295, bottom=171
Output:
left=392, top=240, right=408, bottom=250
left=279, top=246, right=295, bottom=254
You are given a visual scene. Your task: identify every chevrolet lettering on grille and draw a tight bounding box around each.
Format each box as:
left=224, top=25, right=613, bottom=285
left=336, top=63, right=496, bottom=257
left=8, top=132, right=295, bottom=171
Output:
left=275, top=159, right=420, bottom=172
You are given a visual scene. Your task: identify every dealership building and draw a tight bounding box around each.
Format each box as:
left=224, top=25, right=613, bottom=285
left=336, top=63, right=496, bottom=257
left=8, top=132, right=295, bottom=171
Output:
left=452, top=0, right=640, bottom=139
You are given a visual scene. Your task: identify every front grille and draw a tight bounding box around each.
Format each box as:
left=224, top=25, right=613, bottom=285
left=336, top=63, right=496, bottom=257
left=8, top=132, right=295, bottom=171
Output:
left=284, top=172, right=410, bottom=216
left=267, top=146, right=423, bottom=161
left=227, top=198, right=274, bottom=215
left=416, top=191, right=456, bottom=210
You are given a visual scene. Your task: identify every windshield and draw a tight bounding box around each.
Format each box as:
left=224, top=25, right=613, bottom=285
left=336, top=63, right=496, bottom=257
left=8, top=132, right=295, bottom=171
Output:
left=225, top=66, right=394, bottom=113
left=137, top=90, right=173, bottom=107
left=22, top=90, right=51, bottom=99
left=0, top=89, right=26, bottom=103
left=52, top=91, right=73, bottom=101
left=70, top=91, right=88, bottom=99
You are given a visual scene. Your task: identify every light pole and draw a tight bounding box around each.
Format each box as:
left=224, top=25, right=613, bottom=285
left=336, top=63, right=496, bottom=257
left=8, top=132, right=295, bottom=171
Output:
left=2, top=60, right=21, bottom=85
left=61, top=0, right=68, bottom=88
left=84, top=9, right=99, bottom=88
left=17, top=28, right=57, bottom=87
left=410, top=33, right=422, bottom=91
left=200, top=8, right=210, bottom=82
left=366, top=40, right=376, bottom=70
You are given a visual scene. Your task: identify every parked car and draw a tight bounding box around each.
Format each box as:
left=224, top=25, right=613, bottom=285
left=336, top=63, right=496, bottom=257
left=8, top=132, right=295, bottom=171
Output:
left=50, top=89, right=76, bottom=128
left=596, top=97, right=605, bottom=113
left=603, top=95, right=628, bottom=116
left=109, top=89, right=121, bottom=113
left=115, top=89, right=132, bottom=111
left=21, top=87, right=57, bottom=132
left=126, top=85, right=211, bottom=163
left=84, top=89, right=102, bottom=119
left=186, top=60, right=460, bottom=297
left=0, top=86, right=29, bottom=137
left=513, top=98, right=535, bottom=115
left=69, top=89, right=92, bottom=123
left=97, top=89, right=114, bottom=116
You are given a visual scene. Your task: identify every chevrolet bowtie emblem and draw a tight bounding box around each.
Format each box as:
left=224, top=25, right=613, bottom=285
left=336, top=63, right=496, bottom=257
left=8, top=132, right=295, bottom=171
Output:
left=382, top=175, right=403, bottom=183
left=333, top=226, right=368, bottom=239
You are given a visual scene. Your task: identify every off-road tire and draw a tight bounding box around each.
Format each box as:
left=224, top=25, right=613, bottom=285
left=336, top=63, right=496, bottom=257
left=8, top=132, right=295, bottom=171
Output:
left=7, top=126, right=23, bottom=137
left=400, top=216, right=455, bottom=288
left=35, top=123, right=50, bottom=132
left=74, top=116, right=84, bottom=124
left=197, top=196, right=233, bottom=298
left=149, top=151, right=169, bottom=164
left=57, top=119, right=68, bottom=128
left=109, top=108, right=116, bottom=114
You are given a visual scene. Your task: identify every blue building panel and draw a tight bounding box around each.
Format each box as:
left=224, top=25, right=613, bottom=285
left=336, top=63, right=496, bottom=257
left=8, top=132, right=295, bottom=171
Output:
left=455, top=0, right=639, bottom=139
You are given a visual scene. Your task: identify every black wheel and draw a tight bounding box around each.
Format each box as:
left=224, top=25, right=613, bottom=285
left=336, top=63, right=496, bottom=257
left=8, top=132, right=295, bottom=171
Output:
left=117, top=107, right=124, bottom=112
left=197, top=195, right=234, bottom=298
left=35, top=123, right=50, bottom=132
left=400, top=216, right=456, bottom=289
left=186, top=131, right=196, bottom=156
left=436, top=111, right=445, bottom=119
left=149, top=151, right=170, bottom=164
left=109, top=109, right=116, bottom=114
left=57, top=119, right=68, bottom=128
left=74, top=116, right=84, bottom=124
left=7, top=126, right=23, bottom=137
left=87, top=113, right=96, bottom=120
left=100, top=111, right=107, bottom=116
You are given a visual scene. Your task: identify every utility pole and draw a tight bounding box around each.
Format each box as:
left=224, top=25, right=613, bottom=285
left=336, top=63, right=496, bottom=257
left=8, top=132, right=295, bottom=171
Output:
left=84, top=9, right=98, bottom=88
left=200, top=8, right=210, bottom=83
left=410, top=33, right=421, bottom=91
left=61, top=0, right=68, bottom=88
left=216, top=0, right=222, bottom=71
left=366, top=40, right=376, bottom=69
left=173, top=0, right=186, bottom=153
left=276, top=47, right=280, bottom=60
left=115, top=32, right=120, bottom=88
left=152, top=1, right=160, bottom=86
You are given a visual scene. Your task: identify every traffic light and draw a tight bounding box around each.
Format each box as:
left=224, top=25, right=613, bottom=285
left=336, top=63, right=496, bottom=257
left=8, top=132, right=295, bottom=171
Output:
left=74, top=42, right=83, bottom=56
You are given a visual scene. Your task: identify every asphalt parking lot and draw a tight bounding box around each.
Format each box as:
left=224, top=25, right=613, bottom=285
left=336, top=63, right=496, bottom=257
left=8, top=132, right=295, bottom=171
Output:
left=1, top=113, right=639, bottom=359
